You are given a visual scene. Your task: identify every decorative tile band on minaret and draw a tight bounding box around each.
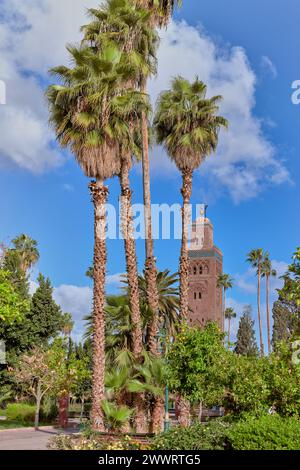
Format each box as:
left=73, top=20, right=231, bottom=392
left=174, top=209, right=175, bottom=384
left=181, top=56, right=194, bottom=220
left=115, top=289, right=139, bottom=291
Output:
left=188, top=206, right=223, bottom=330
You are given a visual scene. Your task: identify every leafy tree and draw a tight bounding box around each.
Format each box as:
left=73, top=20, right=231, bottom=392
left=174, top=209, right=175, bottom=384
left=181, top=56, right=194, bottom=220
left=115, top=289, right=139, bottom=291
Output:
left=167, top=323, right=226, bottom=407
left=235, top=305, right=258, bottom=357
left=26, top=274, right=66, bottom=344
left=272, top=290, right=300, bottom=350
left=280, top=248, right=300, bottom=307
left=0, top=270, right=28, bottom=326
left=2, top=249, right=30, bottom=300
left=13, top=346, right=62, bottom=430
left=154, top=77, right=227, bottom=320
left=247, top=248, right=266, bottom=356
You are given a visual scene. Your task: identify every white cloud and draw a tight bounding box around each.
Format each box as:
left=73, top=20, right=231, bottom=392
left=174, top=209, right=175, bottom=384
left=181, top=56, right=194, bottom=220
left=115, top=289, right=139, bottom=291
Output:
left=149, top=21, right=290, bottom=203
left=106, top=272, right=125, bottom=287
left=0, top=3, right=290, bottom=202
left=0, top=0, right=99, bottom=173
left=261, top=55, right=278, bottom=79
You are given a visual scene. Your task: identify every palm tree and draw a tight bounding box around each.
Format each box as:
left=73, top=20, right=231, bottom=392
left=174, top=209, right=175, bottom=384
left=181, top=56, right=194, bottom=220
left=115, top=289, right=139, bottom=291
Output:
left=154, top=77, right=228, bottom=319
left=11, top=234, right=39, bottom=273
left=135, top=0, right=183, bottom=353
left=82, top=0, right=161, bottom=356
left=247, top=248, right=265, bottom=356
left=217, top=273, right=234, bottom=331
left=47, top=41, right=145, bottom=431
left=261, top=254, right=277, bottom=355
left=225, top=307, right=237, bottom=349
left=135, top=0, right=182, bottom=26
left=139, top=269, right=180, bottom=339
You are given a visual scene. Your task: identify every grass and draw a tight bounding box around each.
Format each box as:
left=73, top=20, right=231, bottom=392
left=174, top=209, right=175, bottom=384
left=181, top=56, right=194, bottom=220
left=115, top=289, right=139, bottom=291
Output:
left=0, top=420, right=33, bottom=430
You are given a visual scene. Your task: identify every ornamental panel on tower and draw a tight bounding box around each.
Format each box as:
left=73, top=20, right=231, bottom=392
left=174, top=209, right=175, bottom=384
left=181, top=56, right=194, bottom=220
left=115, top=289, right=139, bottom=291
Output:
left=188, top=210, right=223, bottom=330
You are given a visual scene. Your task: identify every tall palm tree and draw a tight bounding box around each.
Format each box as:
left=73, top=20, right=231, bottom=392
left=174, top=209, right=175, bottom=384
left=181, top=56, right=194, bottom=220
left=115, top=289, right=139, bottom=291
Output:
left=11, top=234, right=39, bottom=274
left=135, top=0, right=183, bottom=353
left=81, top=0, right=161, bottom=357
left=261, top=254, right=277, bottom=355
left=217, top=273, right=234, bottom=331
left=247, top=248, right=265, bottom=357
left=225, top=307, right=237, bottom=349
left=154, top=77, right=228, bottom=319
left=47, top=41, right=145, bottom=431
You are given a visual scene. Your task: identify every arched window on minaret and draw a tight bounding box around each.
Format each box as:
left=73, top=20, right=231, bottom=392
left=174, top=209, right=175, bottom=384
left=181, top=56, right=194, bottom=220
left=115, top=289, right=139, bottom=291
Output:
left=199, top=292, right=202, bottom=300
left=194, top=292, right=197, bottom=300
left=193, top=266, right=197, bottom=275
left=199, top=266, right=203, bottom=275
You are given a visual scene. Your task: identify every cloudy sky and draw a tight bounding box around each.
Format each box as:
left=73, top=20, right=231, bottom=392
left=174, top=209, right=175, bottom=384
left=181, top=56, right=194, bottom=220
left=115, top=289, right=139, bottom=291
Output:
left=0, top=0, right=299, bottom=342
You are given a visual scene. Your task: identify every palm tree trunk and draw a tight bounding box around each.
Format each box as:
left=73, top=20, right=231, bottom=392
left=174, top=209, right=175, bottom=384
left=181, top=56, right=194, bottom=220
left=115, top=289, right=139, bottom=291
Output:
left=266, top=275, right=271, bottom=355
left=141, top=79, right=159, bottom=356
left=151, top=396, right=164, bottom=434
left=119, top=155, right=143, bottom=357
left=90, top=179, right=108, bottom=431
left=257, top=270, right=264, bottom=357
left=178, top=395, right=191, bottom=428
left=180, top=169, right=193, bottom=319
left=228, top=318, right=231, bottom=349
left=119, top=155, right=145, bottom=433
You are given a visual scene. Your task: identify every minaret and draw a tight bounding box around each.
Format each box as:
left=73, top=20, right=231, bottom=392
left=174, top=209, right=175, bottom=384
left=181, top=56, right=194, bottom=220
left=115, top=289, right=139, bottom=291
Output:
left=188, top=207, right=223, bottom=329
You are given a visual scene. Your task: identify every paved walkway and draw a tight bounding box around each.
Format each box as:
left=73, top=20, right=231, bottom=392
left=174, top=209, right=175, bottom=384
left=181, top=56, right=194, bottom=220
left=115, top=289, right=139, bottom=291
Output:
left=0, top=426, right=78, bottom=450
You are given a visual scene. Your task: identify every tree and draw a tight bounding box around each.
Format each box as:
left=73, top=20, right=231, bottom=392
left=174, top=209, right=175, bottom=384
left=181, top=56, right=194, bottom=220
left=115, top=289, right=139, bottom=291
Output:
left=139, top=269, right=180, bottom=340
left=217, top=274, right=234, bottom=331
left=47, top=39, right=147, bottom=431
left=261, top=255, right=277, bottom=355
left=247, top=248, right=266, bottom=356
left=167, top=323, right=226, bottom=426
left=224, top=307, right=237, bottom=349
left=13, top=346, right=61, bottom=430
left=11, top=234, right=40, bottom=274
left=280, top=248, right=300, bottom=307
left=272, top=293, right=299, bottom=350
left=27, top=274, right=66, bottom=344
left=154, top=77, right=227, bottom=319
left=0, top=270, right=28, bottom=326
left=235, top=305, right=258, bottom=357
left=2, top=248, right=30, bottom=300
left=81, top=0, right=161, bottom=357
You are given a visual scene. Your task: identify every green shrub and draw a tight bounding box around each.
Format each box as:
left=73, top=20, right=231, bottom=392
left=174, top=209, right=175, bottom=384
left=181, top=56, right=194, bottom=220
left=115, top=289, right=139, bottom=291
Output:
left=226, top=414, right=300, bottom=450
left=152, top=419, right=230, bottom=450
left=41, top=396, right=58, bottom=422
left=5, top=403, right=35, bottom=424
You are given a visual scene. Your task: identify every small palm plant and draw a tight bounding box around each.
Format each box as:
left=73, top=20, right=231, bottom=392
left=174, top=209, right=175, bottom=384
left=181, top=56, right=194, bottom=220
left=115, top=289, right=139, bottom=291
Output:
left=154, top=77, right=228, bottom=319
left=101, top=400, right=133, bottom=433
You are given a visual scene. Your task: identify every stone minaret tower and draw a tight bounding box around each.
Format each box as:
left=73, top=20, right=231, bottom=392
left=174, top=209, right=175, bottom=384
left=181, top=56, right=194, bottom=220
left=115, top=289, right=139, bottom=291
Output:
left=188, top=207, right=223, bottom=329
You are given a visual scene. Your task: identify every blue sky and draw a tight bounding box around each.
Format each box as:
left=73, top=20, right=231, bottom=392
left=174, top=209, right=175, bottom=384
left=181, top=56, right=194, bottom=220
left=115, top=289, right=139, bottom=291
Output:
left=0, top=0, right=299, bottom=341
